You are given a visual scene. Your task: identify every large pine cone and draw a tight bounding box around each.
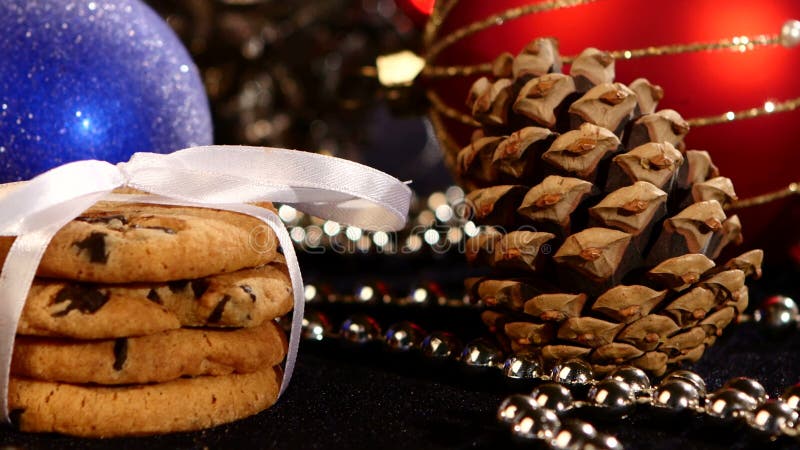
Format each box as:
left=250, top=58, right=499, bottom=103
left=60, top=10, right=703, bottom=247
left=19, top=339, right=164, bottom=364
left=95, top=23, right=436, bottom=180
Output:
left=455, top=38, right=763, bottom=376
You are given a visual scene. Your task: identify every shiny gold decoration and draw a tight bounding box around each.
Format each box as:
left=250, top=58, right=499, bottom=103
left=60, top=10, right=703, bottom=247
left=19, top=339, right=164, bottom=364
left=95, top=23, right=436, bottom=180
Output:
left=423, top=33, right=781, bottom=78
left=423, top=0, right=601, bottom=62
left=426, top=90, right=480, bottom=127
left=726, top=182, right=800, bottom=210
left=687, top=97, right=800, bottom=127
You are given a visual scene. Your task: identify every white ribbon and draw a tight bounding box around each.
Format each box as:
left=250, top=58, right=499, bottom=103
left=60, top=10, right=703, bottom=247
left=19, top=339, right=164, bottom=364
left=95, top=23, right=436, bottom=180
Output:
left=0, top=145, right=411, bottom=422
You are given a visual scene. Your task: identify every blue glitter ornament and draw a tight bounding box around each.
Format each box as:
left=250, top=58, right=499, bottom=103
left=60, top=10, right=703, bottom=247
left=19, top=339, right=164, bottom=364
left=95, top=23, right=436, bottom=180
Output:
left=0, top=0, right=213, bottom=182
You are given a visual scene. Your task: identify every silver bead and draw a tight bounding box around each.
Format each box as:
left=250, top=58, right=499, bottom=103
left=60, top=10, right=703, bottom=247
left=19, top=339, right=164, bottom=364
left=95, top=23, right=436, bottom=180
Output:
left=780, top=19, right=800, bottom=47
left=510, top=406, right=561, bottom=441
left=551, top=419, right=598, bottom=450
left=531, top=383, right=575, bottom=413
left=587, top=434, right=624, bottom=450
left=724, top=377, right=768, bottom=406
left=588, top=379, right=635, bottom=414
left=754, top=295, right=799, bottom=333
left=551, top=359, right=594, bottom=386
left=609, top=366, right=651, bottom=397
left=384, top=321, right=424, bottom=351
left=652, top=379, right=701, bottom=412
left=781, top=384, right=800, bottom=410
left=340, top=314, right=381, bottom=344
left=497, top=394, right=538, bottom=425
left=748, top=400, right=799, bottom=436
left=663, top=370, right=707, bottom=397
left=705, top=388, right=759, bottom=421
left=301, top=309, right=331, bottom=341
left=422, top=331, right=461, bottom=359
left=460, top=338, right=503, bottom=367
left=503, top=351, right=544, bottom=380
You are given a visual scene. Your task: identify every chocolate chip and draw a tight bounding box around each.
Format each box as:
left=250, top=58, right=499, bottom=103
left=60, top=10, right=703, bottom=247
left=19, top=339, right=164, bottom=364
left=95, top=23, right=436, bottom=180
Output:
left=192, top=280, right=210, bottom=299
left=52, top=285, right=111, bottom=317
left=73, top=232, right=109, bottom=264
left=147, top=289, right=162, bottom=304
left=208, top=295, right=231, bottom=323
left=113, top=338, right=128, bottom=371
left=75, top=214, right=128, bottom=225
left=9, top=408, right=25, bottom=428
left=168, top=280, right=189, bottom=293
left=240, top=285, right=256, bottom=302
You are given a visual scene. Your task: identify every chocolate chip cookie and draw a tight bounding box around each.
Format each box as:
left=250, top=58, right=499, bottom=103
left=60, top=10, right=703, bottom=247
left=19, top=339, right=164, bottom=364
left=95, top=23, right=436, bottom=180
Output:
left=12, top=321, right=286, bottom=385
left=0, top=201, right=280, bottom=283
left=18, top=262, right=293, bottom=339
left=8, top=364, right=282, bottom=437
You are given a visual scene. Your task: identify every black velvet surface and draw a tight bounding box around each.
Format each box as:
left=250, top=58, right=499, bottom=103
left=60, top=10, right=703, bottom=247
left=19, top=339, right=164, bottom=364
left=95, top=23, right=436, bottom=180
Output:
left=1, top=256, right=799, bottom=450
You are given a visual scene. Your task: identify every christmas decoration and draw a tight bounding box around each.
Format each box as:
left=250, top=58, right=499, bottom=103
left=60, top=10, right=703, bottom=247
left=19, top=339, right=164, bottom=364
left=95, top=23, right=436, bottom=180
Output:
left=297, top=285, right=800, bottom=447
left=0, top=0, right=212, bottom=182
left=452, top=41, right=762, bottom=375
left=417, top=0, right=800, bottom=250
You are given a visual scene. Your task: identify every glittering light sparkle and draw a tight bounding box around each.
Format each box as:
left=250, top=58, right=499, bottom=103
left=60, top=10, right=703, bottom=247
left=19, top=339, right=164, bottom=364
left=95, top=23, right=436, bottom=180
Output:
left=345, top=226, right=362, bottom=241
left=435, top=204, right=453, bottom=222
left=372, top=231, right=389, bottom=247
left=278, top=204, right=298, bottom=222
left=464, top=221, right=479, bottom=237
left=323, top=220, right=341, bottom=236
left=423, top=228, right=439, bottom=245
left=0, top=0, right=212, bottom=182
left=303, top=284, right=317, bottom=302
left=357, top=286, right=374, bottom=302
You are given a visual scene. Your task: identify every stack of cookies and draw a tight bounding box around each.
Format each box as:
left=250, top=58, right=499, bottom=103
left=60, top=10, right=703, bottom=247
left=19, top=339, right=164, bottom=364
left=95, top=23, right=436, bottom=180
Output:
left=2, top=199, right=293, bottom=437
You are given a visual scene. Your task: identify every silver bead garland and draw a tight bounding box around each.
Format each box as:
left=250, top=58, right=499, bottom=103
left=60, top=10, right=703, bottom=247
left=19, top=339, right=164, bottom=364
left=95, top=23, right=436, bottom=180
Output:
left=294, top=287, right=800, bottom=448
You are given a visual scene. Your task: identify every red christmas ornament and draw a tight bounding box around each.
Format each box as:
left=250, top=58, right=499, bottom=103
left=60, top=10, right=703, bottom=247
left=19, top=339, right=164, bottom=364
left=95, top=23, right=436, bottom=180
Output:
left=396, top=0, right=435, bottom=27
left=424, top=0, right=800, bottom=258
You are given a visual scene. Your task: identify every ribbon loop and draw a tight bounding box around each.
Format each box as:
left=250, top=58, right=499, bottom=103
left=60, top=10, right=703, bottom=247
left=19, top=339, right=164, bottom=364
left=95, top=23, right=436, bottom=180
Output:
left=0, top=145, right=411, bottom=423
left=119, top=146, right=412, bottom=231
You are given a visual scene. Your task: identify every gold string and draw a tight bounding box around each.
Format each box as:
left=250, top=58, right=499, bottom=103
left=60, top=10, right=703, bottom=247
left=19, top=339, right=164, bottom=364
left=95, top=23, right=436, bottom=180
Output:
left=687, top=96, right=800, bottom=127
left=726, top=182, right=799, bottom=210
left=426, top=89, right=480, bottom=127
left=603, top=34, right=779, bottom=61
left=423, top=62, right=493, bottom=78
left=423, top=33, right=780, bottom=78
left=423, top=0, right=460, bottom=48
left=424, top=0, right=602, bottom=63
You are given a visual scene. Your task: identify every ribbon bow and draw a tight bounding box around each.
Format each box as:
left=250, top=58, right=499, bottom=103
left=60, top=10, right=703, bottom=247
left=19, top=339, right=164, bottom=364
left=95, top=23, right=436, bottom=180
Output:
left=0, top=145, right=411, bottom=422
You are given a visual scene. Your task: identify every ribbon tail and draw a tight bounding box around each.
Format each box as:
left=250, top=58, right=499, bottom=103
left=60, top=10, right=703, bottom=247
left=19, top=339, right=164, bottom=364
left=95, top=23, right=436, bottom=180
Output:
left=0, top=191, right=116, bottom=423
left=216, top=205, right=303, bottom=397
left=0, top=226, right=63, bottom=423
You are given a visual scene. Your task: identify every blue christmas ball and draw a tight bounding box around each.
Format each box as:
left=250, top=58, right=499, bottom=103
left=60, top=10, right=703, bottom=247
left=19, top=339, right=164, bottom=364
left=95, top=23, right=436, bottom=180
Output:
left=0, top=0, right=213, bottom=182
